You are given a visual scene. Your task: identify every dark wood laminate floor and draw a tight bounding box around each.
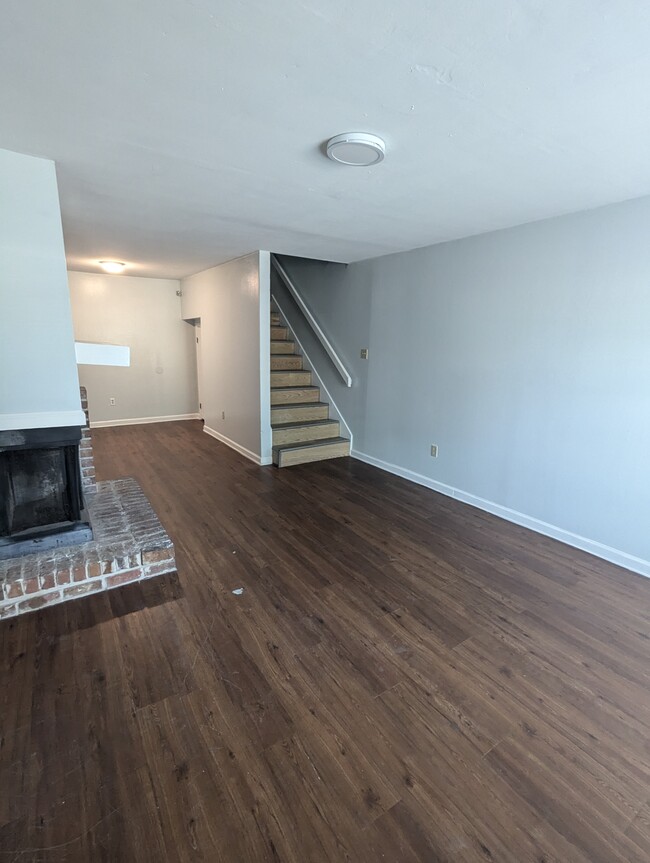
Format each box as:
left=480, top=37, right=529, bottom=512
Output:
left=1, top=420, right=649, bottom=862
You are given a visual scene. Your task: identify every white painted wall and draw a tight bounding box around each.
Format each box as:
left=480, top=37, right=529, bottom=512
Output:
left=68, top=271, right=198, bottom=425
left=181, top=252, right=271, bottom=464
left=279, top=194, right=650, bottom=574
left=0, top=148, right=84, bottom=430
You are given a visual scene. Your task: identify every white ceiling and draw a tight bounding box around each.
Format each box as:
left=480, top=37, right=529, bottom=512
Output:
left=2, top=0, right=650, bottom=278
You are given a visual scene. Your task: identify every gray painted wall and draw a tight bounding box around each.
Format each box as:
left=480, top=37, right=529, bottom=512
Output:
left=181, top=253, right=271, bottom=463
left=68, top=271, right=198, bottom=424
left=0, top=148, right=84, bottom=429
left=279, top=194, right=650, bottom=568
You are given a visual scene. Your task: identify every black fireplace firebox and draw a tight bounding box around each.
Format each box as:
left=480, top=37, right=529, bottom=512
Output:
left=0, top=426, right=92, bottom=559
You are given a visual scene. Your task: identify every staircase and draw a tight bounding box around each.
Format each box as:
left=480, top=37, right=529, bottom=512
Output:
left=270, top=310, right=351, bottom=467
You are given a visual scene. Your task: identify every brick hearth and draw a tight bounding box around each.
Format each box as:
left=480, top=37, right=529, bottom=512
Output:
left=0, top=477, right=175, bottom=619
left=0, top=387, right=176, bottom=619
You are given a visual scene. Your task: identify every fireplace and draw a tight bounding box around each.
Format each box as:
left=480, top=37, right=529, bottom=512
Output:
left=0, top=426, right=92, bottom=559
left=0, top=388, right=177, bottom=620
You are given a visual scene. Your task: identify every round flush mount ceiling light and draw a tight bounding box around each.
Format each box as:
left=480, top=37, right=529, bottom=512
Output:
left=326, top=132, right=386, bottom=166
left=99, top=261, right=126, bottom=274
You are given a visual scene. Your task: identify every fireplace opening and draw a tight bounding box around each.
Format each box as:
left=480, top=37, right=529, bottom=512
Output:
left=0, top=427, right=92, bottom=559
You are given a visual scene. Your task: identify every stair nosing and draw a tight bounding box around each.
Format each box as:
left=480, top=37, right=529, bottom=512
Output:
left=271, top=402, right=328, bottom=410
left=271, top=419, right=338, bottom=430
left=270, top=386, right=319, bottom=392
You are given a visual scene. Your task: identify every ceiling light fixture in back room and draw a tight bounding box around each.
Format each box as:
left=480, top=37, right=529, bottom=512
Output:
left=99, top=261, right=126, bottom=274
left=326, top=132, right=386, bottom=166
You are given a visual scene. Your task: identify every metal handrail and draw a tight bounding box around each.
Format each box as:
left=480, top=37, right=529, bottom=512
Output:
left=271, top=255, right=352, bottom=387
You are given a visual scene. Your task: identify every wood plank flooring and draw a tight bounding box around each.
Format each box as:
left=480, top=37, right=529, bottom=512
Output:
left=1, top=419, right=649, bottom=862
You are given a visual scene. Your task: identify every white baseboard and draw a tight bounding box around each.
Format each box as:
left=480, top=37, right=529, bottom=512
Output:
left=1, top=409, right=87, bottom=430
left=352, top=449, right=650, bottom=579
left=91, top=413, right=200, bottom=428
left=203, top=425, right=273, bottom=466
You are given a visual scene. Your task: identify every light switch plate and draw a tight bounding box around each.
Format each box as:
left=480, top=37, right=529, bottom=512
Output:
left=360, top=348, right=369, bottom=359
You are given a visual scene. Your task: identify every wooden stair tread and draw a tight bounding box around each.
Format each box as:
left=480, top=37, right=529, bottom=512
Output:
left=271, top=371, right=312, bottom=386
left=273, top=436, right=351, bottom=466
left=271, top=386, right=321, bottom=406
left=271, top=403, right=329, bottom=425
left=271, top=356, right=303, bottom=370
left=272, top=436, right=349, bottom=454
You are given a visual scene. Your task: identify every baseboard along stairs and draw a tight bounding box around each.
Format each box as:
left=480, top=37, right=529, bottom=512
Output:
left=270, top=310, right=351, bottom=467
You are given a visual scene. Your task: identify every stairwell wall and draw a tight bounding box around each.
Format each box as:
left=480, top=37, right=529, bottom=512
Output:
left=181, top=252, right=271, bottom=464
left=270, top=266, right=354, bottom=443
left=280, top=194, right=650, bottom=574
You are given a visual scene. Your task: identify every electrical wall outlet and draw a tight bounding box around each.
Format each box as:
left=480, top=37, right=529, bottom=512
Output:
left=110, top=397, right=116, bottom=406
left=430, top=444, right=438, bottom=458
left=360, top=348, right=369, bottom=359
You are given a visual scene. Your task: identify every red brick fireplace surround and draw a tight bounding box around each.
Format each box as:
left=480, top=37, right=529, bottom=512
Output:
left=0, top=388, right=176, bottom=619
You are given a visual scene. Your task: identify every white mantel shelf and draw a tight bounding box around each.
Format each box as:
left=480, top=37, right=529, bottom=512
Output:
left=0, top=410, right=88, bottom=431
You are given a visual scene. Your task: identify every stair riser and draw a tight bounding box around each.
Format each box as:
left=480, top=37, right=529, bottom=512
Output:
left=271, top=341, right=295, bottom=354
left=271, top=326, right=288, bottom=340
left=270, top=388, right=320, bottom=405
left=271, top=356, right=303, bottom=371
left=273, top=422, right=340, bottom=446
left=276, top=441, right=350, bottom=467
left=272, top=405, right=329, bottom=424
left=271, top=371, right=312, bottom=387
left=270, top=314, right=281, bottom=326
